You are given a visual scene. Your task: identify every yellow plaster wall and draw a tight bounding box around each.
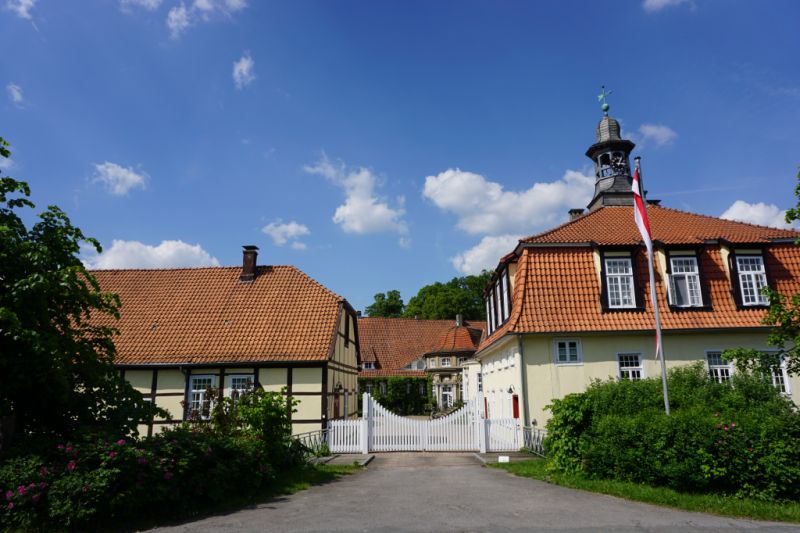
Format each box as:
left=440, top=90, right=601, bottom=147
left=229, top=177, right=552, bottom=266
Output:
left=259, top=368, right=287, bottom=393
left=155, top=395, right=183, bottom=421
left=292, top=422, right=321, bottom=435
left=294, top=395, right=322, bottom=420
left=521, top=331, right=781, bottom=427
left=126, top=370, right=152, bottom=394
left=157, top=369, right=185, bottom=394
left=293, top=367, right=322, bottom=393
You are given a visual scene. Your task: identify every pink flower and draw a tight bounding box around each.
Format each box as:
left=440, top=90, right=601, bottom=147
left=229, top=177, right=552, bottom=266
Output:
left=27, top=483, right=34, bottom=490
left=31, top=494, right=40, bottom=504
left=163, top=472, right=173, bottom=481
left=137, top=457, right=148, bottom=465
left=39, top=466, right=49, bottom=476
left=723, top=426, right=729, bottom=431
left=731, top=422, right=737, bottom=428
left=67, top=461, right=77, bottom=472
left=5, top=490, right=13, bottom=501
left=57, top=444, right=65, bottom=450
left=65, top=447, right=73, bottom=453
left=748, top=447, right=754, bottom=452
left=39, top=482, right=46, bottom=490
left=17, top=486, right=25, bottom=496
left=116, top=439, right=126, bottom=446
left=7, top=502, right=13, bottom=510
left=108, top=451, right=117, bottom=459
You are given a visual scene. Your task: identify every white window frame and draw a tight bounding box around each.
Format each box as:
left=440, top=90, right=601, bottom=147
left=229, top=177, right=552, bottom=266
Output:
left=379, top=381, right=387, bottom=395
left=189, top=374, right=217, bottom=420
left=458, top=356, right=467, bottom=365
left=365, top=382, right=373, bottom=394
left=706, top=351, right=733, bottom=383
left=362, top=362, right=375, bottom=370
left=736, top=254, right=768, bottom=306
left=226, top=374, right=253, bottom=401
left=766, top=352, right=791, bottom=395
left=501, top=270, right=510, bottom=320
left=554, top=339, right=582, bottom=365
left=668, top=255, right=703, bottom=307
left=440, top=357, right=452, bottom=368
left=441, top=385, right=453, bottom=408
left=495, top=282, right=504, bottom=324
left=486, top=300, right=492, bottom=335
left=605, top=257, right=636, bottom=309
left=617, top=352, right=644, bottom=381
left=488, top=294, right=496, bottom=333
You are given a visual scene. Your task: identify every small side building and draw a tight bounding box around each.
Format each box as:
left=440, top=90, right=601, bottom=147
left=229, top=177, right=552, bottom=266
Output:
left=93, top=246, right=360, bottom=436
left=358, top=316, right=485, bottom=410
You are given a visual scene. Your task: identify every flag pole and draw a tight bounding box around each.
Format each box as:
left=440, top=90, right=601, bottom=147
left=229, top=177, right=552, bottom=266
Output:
left=635, top=156, right=670, bottom=415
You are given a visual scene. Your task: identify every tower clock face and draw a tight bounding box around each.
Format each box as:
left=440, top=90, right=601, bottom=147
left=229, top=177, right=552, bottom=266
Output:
left=611, top=154, right=627, bottom=175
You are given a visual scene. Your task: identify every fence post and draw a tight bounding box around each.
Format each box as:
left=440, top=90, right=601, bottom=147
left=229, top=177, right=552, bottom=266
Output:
left=360, top=392, right=370, bottom=454
left=476, top=391, right=487, bottom=453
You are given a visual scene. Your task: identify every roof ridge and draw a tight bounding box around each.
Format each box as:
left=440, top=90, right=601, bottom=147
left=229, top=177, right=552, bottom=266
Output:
left=521, top=207, right=604, bottom=243
left=88, top=265, right=300, bottom=273
left=654, top=204, right=800, bottom=235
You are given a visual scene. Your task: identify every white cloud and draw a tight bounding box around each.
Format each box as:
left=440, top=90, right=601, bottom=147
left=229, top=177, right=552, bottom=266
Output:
left=637, top=124, right=678, bottom=147
left=167, top=3, right=191, bottom=39
left=164, top=0, right=247, bottom=38
left=84, top=239, right=220, bottom=269
left=423, top=168, right=594, bottom=236
left=92, top=162, right=148, bottom=196
left=305, top=154, right=409, bottom=245
left=121, top=0, right=162, bottom=10
left=5, top=0, right=36, bottom=19
left=262, top=220, right=310, bottom=249
left=6, top=83, right=23, bottom=106
left=232, top=53, right=255, bottom=89
left=451, top=235, right=521, bottom=275
left=720, top=200, right=796, bottom=229
left=642, top=0, right=690, bottom=12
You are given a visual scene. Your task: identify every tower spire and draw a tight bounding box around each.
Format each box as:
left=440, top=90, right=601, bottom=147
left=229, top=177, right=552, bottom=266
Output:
left=585, top=90, right=636, bottom=210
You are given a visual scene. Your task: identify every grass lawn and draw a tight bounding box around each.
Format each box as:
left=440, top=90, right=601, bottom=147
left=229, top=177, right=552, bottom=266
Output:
left=492, top=459, right=800, bottom=523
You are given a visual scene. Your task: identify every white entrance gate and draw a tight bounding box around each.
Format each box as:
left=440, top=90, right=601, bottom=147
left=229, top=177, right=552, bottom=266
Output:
left=327, top=392, right=521, bottom=453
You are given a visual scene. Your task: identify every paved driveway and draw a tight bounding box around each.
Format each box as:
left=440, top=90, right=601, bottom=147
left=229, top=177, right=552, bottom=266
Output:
left=152, top=453, right=796, bottom=532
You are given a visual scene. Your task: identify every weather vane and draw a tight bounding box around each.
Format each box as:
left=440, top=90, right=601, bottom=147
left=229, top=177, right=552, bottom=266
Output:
left=598, top=85, right=612, bottom=115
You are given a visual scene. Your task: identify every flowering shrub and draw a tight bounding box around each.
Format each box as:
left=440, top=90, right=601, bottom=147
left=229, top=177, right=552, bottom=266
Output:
left=0, top=387, right=308, bottom=530
left=546, top=364, right=800, bottom=501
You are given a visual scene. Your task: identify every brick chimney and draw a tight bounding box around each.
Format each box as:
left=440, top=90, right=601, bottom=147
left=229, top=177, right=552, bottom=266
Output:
left=568, top=208, right=584, bottom=221
left=240, top=245, right=259, bottom=282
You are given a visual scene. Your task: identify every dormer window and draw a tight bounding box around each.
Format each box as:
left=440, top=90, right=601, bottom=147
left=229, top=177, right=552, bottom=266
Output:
left=362, top=362, right=375, bottom=370
left=736, top=254, right=768, bottom=306
left=668, top=255, right=702, bottom=307
left=605, top=257, right=635, bottom=308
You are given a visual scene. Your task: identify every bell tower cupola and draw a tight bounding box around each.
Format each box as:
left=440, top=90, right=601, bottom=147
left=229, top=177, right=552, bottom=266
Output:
left=585, top=86, right=636, bottom=211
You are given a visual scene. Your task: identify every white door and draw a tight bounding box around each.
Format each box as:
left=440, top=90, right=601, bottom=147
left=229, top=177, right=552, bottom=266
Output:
left=441, top=385, right=453, bottom=409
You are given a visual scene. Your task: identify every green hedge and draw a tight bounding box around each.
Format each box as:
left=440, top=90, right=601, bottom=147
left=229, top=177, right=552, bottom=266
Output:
left=545, top=363, right=800, bottom=501
left=358, top=376, right=432, bottom=415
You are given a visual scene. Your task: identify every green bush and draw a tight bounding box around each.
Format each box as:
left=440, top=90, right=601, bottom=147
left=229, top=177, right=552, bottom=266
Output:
left=358, top=376, right=431, bottom=415
left=545, top=363, right=800, bottom=501
left=0, top=387, right=307, bottom=531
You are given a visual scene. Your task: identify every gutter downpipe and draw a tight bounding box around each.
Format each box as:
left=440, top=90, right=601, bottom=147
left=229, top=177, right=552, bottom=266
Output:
left=517, top=334, right=530, bottom=427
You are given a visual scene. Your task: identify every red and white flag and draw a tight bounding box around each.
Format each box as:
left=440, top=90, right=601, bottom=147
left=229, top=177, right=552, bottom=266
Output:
left=632, top=164, right=662, bottom=360
left=632, top=166, right=653, bottom=257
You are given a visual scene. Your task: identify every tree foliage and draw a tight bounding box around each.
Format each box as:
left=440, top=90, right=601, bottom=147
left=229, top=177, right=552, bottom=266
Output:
left=365, top=289, right=405, bottom=317
left=403, top=272, right=491, bottom=320
left=0, top=137, right=159, bottom=449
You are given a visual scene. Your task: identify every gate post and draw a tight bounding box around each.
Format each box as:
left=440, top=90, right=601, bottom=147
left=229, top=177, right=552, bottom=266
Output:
left=360, top=392, right=370, bottom=454
left=476, top=391, right=487, bottom=453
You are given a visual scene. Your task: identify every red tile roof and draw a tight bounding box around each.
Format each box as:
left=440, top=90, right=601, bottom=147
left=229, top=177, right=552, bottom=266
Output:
left=478, top=207, right=800, bottom=354
left=91, top=266, right=346, bottom=365
left=358, top=318, right=485, bottom=377
left=522, top=205, right=799, bottom=246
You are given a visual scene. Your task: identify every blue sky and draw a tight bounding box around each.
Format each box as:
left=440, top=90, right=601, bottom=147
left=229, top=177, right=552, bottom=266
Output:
left=2, top=0, right=799, bottom=312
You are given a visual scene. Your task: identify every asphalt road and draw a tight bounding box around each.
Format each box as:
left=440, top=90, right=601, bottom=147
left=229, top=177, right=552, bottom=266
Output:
left=150, top=453, right=797, bottom=532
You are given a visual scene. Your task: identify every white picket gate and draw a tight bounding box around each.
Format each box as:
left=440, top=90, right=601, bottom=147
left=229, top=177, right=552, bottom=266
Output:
left=328, top=392, right=520, bottom=453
